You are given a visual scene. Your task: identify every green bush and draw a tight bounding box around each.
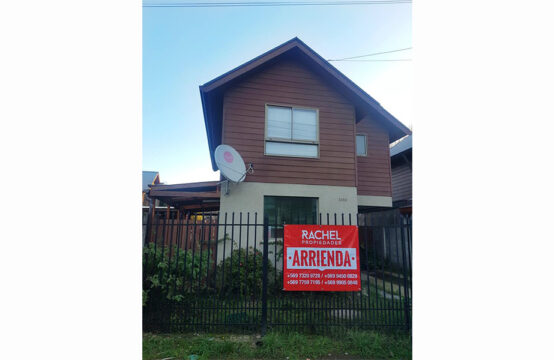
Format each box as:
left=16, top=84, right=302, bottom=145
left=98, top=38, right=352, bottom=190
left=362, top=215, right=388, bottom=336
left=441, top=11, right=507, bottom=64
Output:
left=216, top=247, right=273, bottom=297
left=143, top=242, right=210, bottom=307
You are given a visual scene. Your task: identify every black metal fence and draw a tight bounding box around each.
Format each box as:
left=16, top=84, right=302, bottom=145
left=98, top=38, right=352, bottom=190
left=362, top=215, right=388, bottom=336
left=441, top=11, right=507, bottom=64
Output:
left=143, top=211, right=412, bottom=334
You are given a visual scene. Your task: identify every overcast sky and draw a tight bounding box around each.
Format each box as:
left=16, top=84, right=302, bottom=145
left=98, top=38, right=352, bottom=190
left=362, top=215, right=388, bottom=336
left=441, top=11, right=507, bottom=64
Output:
left=143, top=2, right=412, bottom=184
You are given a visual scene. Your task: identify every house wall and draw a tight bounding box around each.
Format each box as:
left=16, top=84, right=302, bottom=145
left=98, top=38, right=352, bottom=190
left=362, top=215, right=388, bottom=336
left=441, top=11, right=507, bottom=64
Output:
left=355, top=115, right=393, bottom=197
left=216, top=181, right=359, bottom=262
left=391, top=161, right=412, bottom=203
left=222, top=59, right=357, bottom=187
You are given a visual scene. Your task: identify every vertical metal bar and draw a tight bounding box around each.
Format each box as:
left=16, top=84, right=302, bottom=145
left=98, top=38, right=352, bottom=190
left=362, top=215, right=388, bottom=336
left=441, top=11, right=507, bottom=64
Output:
left=167, top=212, right=176, bottom=287
left=166, top=210, right=176, bottom=329
left=158, top=207, right=169, bottom=288
left=315, top=213, right=322, bottom=330
left=222, top=213, right=228, bottom=291
left=149, top=198, right=157, bottom=245
left=334, top=213, right=342, bottom=328
left=261, top=215, right=269, bottom=336
left=342, top=213, right=350, bottom=327
left=229, top=212, right=236, bottom=331
left=348, top=213, right=360, bottom=329
left=214, top=215, right=221, bottom=334
left=237, top=212, right=244, bottom=330
left=253, top=213, right=258, bottom=322
left=143, top=199, right=154, bottom=282
left=198, top=211, right=207, bottom=330
left=222, top=213, right=228, bottom=329
left=383, top=225, right=391, bottom=328
left=206, top=213, right=212, bottom=289
left=190, top=214, right=198, bottom=293
left=406, top=216, right=412, bottom=299
left=144, top=197, right=154, bottom=247
left=145, top=207, right=159, bottom=331
left=364, top=224, right=371, bottom=328
left=393, top=221, right=405, bottom=327
left=152, top=207, right=160, bottom=253
left=246, top=212, right=251, bottom=327
left=159, top=207, right=170, bottom=331
left=172, top=210, right=183, bottom=300
left=271, top=211, right=276, bottom=330
left=387, top=224, right=397, bottom=326
left=212, top=213, right=219, bottom=291
left=230, top=211, right=235, bottom=325
left=399, top=218, right=411, bottom=331
left=205, top=213, right=215, bottom=329
left=198, top=210, right=205, bottom=291
left=371, top=227, right=380, bottom=326
left=214, top=212, right=221, bottom=332
left=181, top=213, right=191, bottom=294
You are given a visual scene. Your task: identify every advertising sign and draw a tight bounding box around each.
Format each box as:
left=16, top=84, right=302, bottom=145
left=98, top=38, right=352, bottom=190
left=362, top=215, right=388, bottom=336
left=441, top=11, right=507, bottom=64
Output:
left=283, top=225, right=361, bottom=291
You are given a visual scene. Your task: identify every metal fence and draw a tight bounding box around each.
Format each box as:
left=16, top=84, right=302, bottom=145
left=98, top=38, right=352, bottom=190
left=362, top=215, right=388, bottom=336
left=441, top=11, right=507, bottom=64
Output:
left=143, top=211, right=412, bottom=334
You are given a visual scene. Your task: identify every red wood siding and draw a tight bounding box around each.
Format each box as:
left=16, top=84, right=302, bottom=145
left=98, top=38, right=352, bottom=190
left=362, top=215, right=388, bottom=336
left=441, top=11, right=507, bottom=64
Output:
left=356, top=116, right=393, bottom=197
left=392, top=162, right=412, bottom=202
left=222, top=59, right=357, bottom=187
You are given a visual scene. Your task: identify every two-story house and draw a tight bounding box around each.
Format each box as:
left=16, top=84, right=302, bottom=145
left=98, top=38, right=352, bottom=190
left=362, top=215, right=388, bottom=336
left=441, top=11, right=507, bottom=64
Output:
left=199, top=37, right=411, bottom=226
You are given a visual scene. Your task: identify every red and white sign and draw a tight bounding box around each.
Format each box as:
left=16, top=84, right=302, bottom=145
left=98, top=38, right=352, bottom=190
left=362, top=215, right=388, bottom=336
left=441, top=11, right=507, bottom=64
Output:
left=283, top=225, right=361, bottom=291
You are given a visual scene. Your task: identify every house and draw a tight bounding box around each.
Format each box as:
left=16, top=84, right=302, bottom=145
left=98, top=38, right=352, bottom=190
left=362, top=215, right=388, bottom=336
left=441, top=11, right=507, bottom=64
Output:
left=142, top=171, right=160, bottom=206
left=390, top=135, right=412, bottom=214
left=198, top=37, right=411, bottom=225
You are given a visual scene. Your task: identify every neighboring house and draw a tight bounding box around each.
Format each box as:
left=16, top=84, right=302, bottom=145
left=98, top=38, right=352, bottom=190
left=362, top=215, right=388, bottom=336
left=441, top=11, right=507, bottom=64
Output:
left=390, top=135, right=412, bottom=214
left=199, top=37, right=411, bottom=225
left=142, top=171, right=160, bottom=206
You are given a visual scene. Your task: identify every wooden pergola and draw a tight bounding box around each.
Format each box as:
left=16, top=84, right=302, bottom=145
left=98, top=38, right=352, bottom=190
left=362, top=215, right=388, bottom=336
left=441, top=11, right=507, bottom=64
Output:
left=146, top=180, right=221, bottom=213
left=143, top=180, right=221, bottom=247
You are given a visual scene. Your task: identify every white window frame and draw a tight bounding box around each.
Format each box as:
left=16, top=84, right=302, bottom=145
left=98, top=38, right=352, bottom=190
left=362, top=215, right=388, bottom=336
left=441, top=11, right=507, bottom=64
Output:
left=356, top=134, right=367, bottom=156
left=264, top=104, right=320, bottom=158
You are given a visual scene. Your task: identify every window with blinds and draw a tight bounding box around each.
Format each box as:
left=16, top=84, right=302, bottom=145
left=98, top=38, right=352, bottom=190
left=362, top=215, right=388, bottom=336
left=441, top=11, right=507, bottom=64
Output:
left=265, top=105, right=318, bottom=158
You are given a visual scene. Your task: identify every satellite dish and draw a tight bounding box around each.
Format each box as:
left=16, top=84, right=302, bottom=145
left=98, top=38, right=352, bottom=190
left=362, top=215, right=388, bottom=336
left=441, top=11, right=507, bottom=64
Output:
left=215, top=144, right=247, bottom=183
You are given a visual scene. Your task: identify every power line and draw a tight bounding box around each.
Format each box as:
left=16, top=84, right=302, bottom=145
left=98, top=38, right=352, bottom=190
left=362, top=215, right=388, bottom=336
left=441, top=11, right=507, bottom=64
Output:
left=143, top=1, right=412, bottom=8
left=327, top=47, right=411, bottom=61
left=330, top=58, right=412, bottom=62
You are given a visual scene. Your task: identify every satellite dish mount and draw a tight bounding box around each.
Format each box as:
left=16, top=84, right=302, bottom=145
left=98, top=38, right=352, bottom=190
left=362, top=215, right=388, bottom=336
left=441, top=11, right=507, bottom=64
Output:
left=214, top=145, right=253, bottom=195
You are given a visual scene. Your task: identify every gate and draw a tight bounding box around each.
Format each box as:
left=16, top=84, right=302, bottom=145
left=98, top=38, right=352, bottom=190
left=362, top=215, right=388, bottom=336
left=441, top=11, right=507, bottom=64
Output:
left=143, top=211, right=411, bottom=333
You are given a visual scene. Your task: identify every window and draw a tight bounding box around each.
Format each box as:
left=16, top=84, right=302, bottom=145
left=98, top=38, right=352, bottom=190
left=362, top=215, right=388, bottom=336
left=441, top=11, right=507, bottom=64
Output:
left=265, top=105, right=318, bottom=158
left=264, top=196, right=318, bottom=240
left=356, top=134, right=367, bottom=156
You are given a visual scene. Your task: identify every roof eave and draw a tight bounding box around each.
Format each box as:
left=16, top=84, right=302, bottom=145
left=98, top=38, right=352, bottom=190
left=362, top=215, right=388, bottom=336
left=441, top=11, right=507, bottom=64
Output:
left=289, top=39, right=411, bottom=140
left=200, top=86, right=218, bottom=171
left=200, top=37, right=411, bottom=163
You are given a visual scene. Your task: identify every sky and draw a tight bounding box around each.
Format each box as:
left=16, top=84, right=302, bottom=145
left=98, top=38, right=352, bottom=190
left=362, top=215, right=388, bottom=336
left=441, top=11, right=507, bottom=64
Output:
left=143, top=1, right=412, bottom=185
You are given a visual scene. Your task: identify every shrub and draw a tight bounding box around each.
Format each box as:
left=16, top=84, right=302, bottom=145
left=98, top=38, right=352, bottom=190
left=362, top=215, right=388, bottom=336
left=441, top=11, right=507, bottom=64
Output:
left=143, top=242, right=210, bottom=307
left=216, top=247, right=273, bottom=297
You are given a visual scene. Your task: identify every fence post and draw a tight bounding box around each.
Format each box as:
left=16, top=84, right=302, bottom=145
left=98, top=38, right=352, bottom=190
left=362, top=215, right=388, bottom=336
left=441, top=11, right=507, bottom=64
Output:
left=261, top=215, right=269, bottom=336
left=399, top=218, right=411, bottom=332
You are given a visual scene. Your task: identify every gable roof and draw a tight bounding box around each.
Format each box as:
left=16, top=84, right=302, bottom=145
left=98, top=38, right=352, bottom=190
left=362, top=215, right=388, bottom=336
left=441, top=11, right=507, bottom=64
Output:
left=200, top=37, right=412, bottom=171
left=142, top=171, right=160, bottom=191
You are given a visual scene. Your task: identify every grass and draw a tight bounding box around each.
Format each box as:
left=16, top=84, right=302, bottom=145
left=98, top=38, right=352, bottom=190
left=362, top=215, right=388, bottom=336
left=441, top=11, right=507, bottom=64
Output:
left=148, top=290, right=409, bottom=333
left=143, top=330, right=411, bottom=360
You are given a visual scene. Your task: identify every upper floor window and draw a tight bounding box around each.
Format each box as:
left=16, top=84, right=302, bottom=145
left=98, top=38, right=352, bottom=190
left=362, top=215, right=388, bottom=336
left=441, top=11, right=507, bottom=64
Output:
left=356, top=134, right=367, bottom=156
left=265, top=105, right=318, bottom=158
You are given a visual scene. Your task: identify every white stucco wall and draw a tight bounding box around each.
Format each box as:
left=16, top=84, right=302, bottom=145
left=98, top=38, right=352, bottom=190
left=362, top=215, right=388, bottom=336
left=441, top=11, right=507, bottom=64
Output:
left=357, top=195, right=393, bottom=207
left=216, top=181, right=360, bottom=264
left=215, top=181, right=392, bottom=265
left=220, top=181, right=358, bottom=220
